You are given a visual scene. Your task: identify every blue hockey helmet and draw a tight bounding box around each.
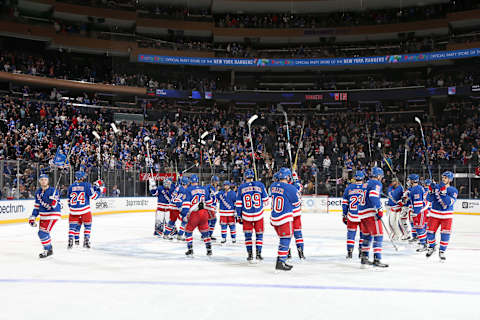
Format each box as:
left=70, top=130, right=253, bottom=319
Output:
left=442, top=171, right=454, bottom=181
left=190, top=174, right=199, bottom=183
left=371, top=167, right=384, bottom=178
left=273, top=172, right=280, bottom=182
left=163, top=178, right=172, bottom=188
left=180, top=176, right=189, bottom=186
left=408, top=174, right=419, bottom=182
left=424, top=179, right=432, bottom=186
left=354, top=170, right=365, bottom=181
left=277, top=167, right=292, bottom=180
left=223, top=180, right=231, bottom=186
left=75, top=171, right=86, bottom=181
left=244, top=169, right=255, bottom=179
left=211, top=175, right=220, bottom=183
left=39, top=173, right=49, bottom=180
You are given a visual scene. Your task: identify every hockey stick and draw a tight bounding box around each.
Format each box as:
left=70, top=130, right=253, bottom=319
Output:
left=379, top=217, right=399, bottom=251
left=414, top=117, right=433, bottom=181
left=182, top=163, right=199, bottom=174
left=383, top=154, right=405, bottom=190
left=279, top=107, right=294, bottom=173
left=92, top=131, right=101, bottom=181
left=144, top=136, right=155, bottom=178
left=247, top=114, right=259, bottom=180
left=293, top=117, right=306, bottom=172
left=199, top=131, right=213, bottom=173
left=366, top=122, right=372, bottom=160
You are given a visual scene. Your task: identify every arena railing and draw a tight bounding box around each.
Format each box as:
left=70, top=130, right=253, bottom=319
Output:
left=1, top=160, right=478, bottom=200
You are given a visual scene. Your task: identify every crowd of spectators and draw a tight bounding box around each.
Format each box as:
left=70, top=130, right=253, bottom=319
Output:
left=1, top=86, right=480, bottom=199
left=215, top=2, right=477, bottom=29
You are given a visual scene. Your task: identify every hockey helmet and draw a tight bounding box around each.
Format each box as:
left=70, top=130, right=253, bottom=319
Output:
left=408, top=174, right=419, bottom=182
left=190, top=174, right=199, bottom=183
left=277, top=167, right=292, bottom=180
left=354, top=170, right=365, bottom=181
left=180, top=176, right=189, bottom=186
left=39, top=174, right=49, bottom=181
left=244, top=169, right=255, bottom=179
left=223, top=180, right=231, bottom=186
left=211, top=175, right=220, bottom=183
left=371, top=167, right=384, bottom=178
left=75, top=171, right=86, bottom=181
left=442, top=171, right=454, bottom=181
left=163, top=178, right=172, bottom=188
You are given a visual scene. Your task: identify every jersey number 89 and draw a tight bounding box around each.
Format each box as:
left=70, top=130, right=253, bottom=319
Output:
left=243, top=193, right=261, bottom=209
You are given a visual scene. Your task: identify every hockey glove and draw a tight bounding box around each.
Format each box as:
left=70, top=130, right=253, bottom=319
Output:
left=342, top=214, right=347, bottom=225
left=28, top=215, right=37, bottom=227
left=236, top=216, right=243, bottom=224
left=375, top=210, right=384, bottom=220
left=198, top=202, right=204, bottom=210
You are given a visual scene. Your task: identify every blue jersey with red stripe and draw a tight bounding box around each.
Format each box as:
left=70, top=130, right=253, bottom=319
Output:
left=358, top=179, right=382, bottom=219
left=32, top=187, right=61, bottom=220
left=206, top=184, right=219, bottom=207
left=387, top=184, right=404, bottom=207
left=170, top=184, right=187, bottom=210
left=67, top=181, right=100, bottom=215
left=217, top=189, right=237, bottom=217
left=269, top=181, right=301, bottom=226
left=342, top=182, right=364, bottom=222
left=427, top=183, right=458, bottom=219
left=407, top=184, right=426, bottom=215
left=151, top=185, right=173, bottom=210
left=181, top=184, right=213, bottom=218
left=235, top=181, right=268, bottom=222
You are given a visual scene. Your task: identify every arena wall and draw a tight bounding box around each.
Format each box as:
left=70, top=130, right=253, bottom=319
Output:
left=0, top=196, right=478, bottom=225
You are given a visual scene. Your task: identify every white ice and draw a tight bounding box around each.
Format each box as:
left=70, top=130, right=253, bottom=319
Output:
left=1, top=213, right=479, bottom=320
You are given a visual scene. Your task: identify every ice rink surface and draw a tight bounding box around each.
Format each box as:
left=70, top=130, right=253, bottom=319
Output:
left=1, top=212, right=479, bottom=320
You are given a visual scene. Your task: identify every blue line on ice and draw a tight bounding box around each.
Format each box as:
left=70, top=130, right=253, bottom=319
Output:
left=1, top=279, right=479, bottom=296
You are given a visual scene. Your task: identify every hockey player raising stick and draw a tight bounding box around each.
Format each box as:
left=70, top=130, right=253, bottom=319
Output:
left=28, top=174, right=61, bottom=259
left=67, top=171, right=103, bottom=249
left=358, top=167, right=388, bottom=268
left=235, top=169, right=269, bottom=263
left=342, top=170, right=366, bottom=259
left=425, top=171, right=458, bottom=261
left=218, top=180, right=237, bottom=244
left=150, top=178, right=173, bottom=237
left=181, top=174, right=214, bottom=256
left=270, top=168, right=301, bottom=271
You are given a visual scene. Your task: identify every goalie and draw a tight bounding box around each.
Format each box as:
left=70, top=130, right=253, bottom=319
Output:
left=386, top=178, right=408, bottom=240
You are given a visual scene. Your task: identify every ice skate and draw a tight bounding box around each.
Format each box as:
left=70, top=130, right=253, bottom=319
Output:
left=39, top=249, right=53, bottom=259
left=373, top=259, right=389, bottom=268
left=256, top=249, right=263, bottom=261
left=83, top=238, right=91, bottom=249
left=275, top=257, right=293, bottom=271
left=67, top=238, right=73, bottom=249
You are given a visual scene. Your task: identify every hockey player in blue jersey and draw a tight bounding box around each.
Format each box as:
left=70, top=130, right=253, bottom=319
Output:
left=206, top=175, right=220, bottom=240
left=235, top=169, right=269, bottom=263
left=386, top=179, right=405, bottom=241
left=425, top=171, right=458, bottom=261
left=28, top=174, right=61, bottom=258
left=218, top=180, right=237, bottom=244
left=181, top=174, right=214, bottom=256
left=342, top=170, right=365, bottom=259
left=168, top=176, right=190, bottom=240
left=150, top=178, right=173, bottom=237
left=401, top=174, right=428, bottom=252
left=358, top=167, right=388, bottom=268
left=270, top=168, right=301, bottom=271
left=67, top=171, right=102, bottom=249
left=290, top=170, right=305, bottom=260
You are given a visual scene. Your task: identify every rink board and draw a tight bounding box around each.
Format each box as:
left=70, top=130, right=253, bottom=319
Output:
left=0, top=196, right=479, bottom=225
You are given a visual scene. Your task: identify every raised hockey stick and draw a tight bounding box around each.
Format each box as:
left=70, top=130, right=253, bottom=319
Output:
left=144, top=136, right=155, bottom=178
left=293, top=117, right=306, bottom=172
left=92, top=131, right=101, bottom=180
left=247, top=114, right=259, bottom=180
left=383, top=154, right=405, bottom=190
left=182, top=163, right=199, bottom=174
left=279, top=106, right=294, bottom=173
left=414, top=117, right=433, bottom=181
left=199, top=131, right=213, bottom=173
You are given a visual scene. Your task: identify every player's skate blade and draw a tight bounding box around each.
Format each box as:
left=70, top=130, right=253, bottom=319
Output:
left=39, top=249, right=53, bottom=259
left=275, top=258, right=293, bottom=271
left=83, top=238, right=91, bottom=249
left=220, top=239, right=226, bottom=244
left=256, top=249, right=263, bottom=262
left=67, top=238, right=73, bottom=250
left=373, top=259, right=389, bottom=268
left=439, top=251, right=446, bottom=262
left=247, top=251, right=256, bottom=264
left=298, top=248, right=305, bottom=260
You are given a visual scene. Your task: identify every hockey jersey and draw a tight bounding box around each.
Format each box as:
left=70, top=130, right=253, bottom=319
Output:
left=170, top=184, right=186, bottom=211
left=235, top=181, right=268, bottom=222
left=269, top=181, right=301, bottom=226
left=386, top=184, right=404, bottom=213
left=407, top=184, right=427, bottom=217
left=427, top=183, right=458, bottom=219
left=217, top=189, right=237, bottom=217
left=358, top=179, right=383, bottom=219
left=32, top=187, right=61, bottom=220
left=67, top=181, right=101, bottom=215
left=342, top=182, right=365, bottom=222
left=151, top=185, right=173, bottom=211
left=206, top=184, right=219, bottom=210
left=181, top=185, right=213, bottom=218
